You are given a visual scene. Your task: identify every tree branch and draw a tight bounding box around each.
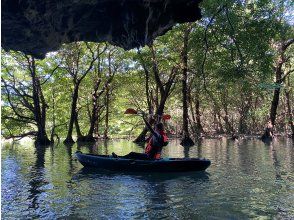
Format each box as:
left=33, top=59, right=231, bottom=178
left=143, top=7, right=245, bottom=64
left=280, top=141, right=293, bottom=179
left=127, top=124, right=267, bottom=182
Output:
left=149, top=44, right=165, bottom=96
left=3, top=131, right=37, bottom=140
left=281, top=69, right=294, bottom=82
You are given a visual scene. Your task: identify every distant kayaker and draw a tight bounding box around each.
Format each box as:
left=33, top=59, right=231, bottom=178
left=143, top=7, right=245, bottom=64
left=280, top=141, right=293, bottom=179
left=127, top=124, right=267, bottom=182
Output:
left=265, top=121, right=274, bottom=137
left=261, top=120, right=274, bottom=143
left=112, top=114, right=168, bottom=160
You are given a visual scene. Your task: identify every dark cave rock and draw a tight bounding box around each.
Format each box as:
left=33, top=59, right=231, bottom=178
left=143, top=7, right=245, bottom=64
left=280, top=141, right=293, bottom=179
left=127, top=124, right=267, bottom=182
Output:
left=2, top=0, right=202, bottom=58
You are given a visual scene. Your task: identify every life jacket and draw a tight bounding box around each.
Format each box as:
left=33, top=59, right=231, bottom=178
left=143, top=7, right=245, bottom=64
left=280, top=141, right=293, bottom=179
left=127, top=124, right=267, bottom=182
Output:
left=145, top=131, right=168, bottom=159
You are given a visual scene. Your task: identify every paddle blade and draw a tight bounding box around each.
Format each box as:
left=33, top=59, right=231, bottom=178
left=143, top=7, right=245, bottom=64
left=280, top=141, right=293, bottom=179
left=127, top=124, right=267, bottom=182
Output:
left=124, top=108, right=138, bottom=114
left=162, top=114, right=171, bottom=120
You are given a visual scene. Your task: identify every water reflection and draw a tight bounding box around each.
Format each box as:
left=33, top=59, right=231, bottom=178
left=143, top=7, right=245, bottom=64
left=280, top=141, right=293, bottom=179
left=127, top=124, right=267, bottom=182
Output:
left=76, top=141, right=93, bottom=153
left=71, top=168, right=210, bottom=219
left=237, top=139, right=257, bottom=175
left=65, top=144, right=75, bottom=174
left=269, top=141, right=285, bottom=182
left=1, top=138, right=294, bottom=219
left=27, top=144, right=48, bottom=217
left=196, top=140, right=203, bottom=158
left=74, top=167, right=210, bottom=182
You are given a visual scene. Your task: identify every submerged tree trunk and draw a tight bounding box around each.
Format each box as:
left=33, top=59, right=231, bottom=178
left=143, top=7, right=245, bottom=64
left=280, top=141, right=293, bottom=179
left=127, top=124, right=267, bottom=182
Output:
left=64, top=83, right=79, bottom=144
left=75, top=114, right=86, bottom=142
left=180, top=26, right=194, bottom=146
left=30, top=57, right=51, bottom=145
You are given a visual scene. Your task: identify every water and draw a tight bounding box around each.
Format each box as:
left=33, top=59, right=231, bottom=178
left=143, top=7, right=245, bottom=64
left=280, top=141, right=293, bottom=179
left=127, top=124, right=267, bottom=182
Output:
left=1, top=138, right=294, bottom=219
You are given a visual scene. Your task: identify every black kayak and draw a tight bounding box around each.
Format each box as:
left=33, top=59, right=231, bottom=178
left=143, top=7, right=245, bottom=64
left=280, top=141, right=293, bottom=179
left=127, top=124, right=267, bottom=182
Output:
left=75, top=151, right=211, bottom=172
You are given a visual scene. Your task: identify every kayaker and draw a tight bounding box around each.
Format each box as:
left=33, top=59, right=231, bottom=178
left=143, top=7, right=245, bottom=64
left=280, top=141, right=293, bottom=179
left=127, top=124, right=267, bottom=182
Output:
left=144, top=121, right=168, bottom=159
left=261, top=120, right=274, bottom=143
left=112, top=114, right=168, bottom=160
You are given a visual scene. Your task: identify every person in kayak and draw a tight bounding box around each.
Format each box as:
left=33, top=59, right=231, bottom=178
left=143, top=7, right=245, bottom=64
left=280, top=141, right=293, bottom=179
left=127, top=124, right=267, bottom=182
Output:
left=112, top=114, right=168, bottom=160
left=261, top=120, right=274, bottom=143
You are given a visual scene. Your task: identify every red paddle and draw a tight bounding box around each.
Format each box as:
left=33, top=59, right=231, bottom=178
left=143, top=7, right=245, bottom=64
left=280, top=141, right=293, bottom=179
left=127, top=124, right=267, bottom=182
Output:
left=124, top=108, right=171, bottom=120
left=124, top=108, right=138, bottom=114
left=162, top=114, right=171, bottom=120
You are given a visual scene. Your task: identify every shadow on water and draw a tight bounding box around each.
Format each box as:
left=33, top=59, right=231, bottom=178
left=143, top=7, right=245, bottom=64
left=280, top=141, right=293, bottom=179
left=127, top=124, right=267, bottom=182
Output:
left=72, top=167, right=210, bottom=183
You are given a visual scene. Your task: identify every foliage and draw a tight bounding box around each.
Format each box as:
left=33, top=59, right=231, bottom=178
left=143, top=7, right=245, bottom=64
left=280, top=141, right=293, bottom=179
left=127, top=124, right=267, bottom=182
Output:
left=1, top=0, right=293, bottom=140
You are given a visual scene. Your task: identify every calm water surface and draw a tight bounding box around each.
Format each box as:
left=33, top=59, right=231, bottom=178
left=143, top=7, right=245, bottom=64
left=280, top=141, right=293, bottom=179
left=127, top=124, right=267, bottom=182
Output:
left=1, top=138, right=294, bottom=219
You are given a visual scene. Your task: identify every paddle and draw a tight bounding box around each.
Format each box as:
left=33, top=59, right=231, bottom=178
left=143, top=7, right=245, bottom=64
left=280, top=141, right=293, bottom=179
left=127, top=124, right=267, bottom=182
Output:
left=162, top=114, right=171, bottom=121
left=124, top=108, right=171, bottom=121
left=124, top=108, right=138, bottom=114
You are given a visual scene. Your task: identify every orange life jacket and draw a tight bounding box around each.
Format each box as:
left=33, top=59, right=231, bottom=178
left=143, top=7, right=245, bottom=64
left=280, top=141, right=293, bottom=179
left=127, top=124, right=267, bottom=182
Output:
left=145, top=131, right=168, bottom=159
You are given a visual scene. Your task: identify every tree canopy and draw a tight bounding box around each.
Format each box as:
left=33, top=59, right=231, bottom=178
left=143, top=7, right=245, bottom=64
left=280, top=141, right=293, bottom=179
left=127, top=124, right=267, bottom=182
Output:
left=2, top=0, right=294, bottom=144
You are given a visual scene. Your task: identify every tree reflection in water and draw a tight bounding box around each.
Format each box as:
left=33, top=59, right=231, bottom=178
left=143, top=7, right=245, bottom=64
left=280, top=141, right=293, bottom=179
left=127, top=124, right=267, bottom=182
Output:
left=27, top=144, right=48, bottom=214
left=72, top=167, right=209, bottom=218
left=2, top=138, right=293, bottom=219
left=270, top=144, right=282, bottom=180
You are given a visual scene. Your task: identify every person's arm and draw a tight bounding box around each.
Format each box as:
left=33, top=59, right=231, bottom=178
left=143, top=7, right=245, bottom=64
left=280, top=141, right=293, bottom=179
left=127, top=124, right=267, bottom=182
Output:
left=142, top=114, right=156, bottom=135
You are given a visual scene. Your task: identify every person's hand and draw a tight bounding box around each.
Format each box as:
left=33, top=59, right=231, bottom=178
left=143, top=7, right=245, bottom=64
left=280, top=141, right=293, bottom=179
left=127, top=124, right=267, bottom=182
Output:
left=149, top=117, right=155, bottom=124
left=137, top=110, right=147, bottom=118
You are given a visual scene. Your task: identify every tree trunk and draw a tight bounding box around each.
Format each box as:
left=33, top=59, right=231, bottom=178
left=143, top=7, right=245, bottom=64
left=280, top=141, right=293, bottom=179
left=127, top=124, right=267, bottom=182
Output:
left=30, top=58, right=51, bottom=145
left=95, top=114, right=101, bottom=137
left=262, top=39, right=293, bottom=142
left=64, top=83, right=79, bottom=144
left=262, top=58, right=282, bottom=142
left=104, top=85, right=110, bottom=139
left=137, top=49, right=152, bottom=114
left=86, top=109, right=97, bottom=142
left=180, top=26, right=194, bottom=146
left=238, top=95, right=252, bottom=134
left=50, top=87, right=56, bottom=143
left=270, top=87, right=281, bottom=126
left=75, top=114, right=86, bottom=142
left=86, top=79, right=102, bottom=142
left=285, top=78, right=294, bottom=139
left=195, top=98, right=203, bottom=136
left=221, top=89, right=234, bottom=134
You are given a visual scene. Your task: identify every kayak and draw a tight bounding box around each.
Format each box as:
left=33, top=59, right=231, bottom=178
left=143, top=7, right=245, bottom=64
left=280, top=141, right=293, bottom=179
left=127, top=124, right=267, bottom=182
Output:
left=75, top=151, right=211, bottom=172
